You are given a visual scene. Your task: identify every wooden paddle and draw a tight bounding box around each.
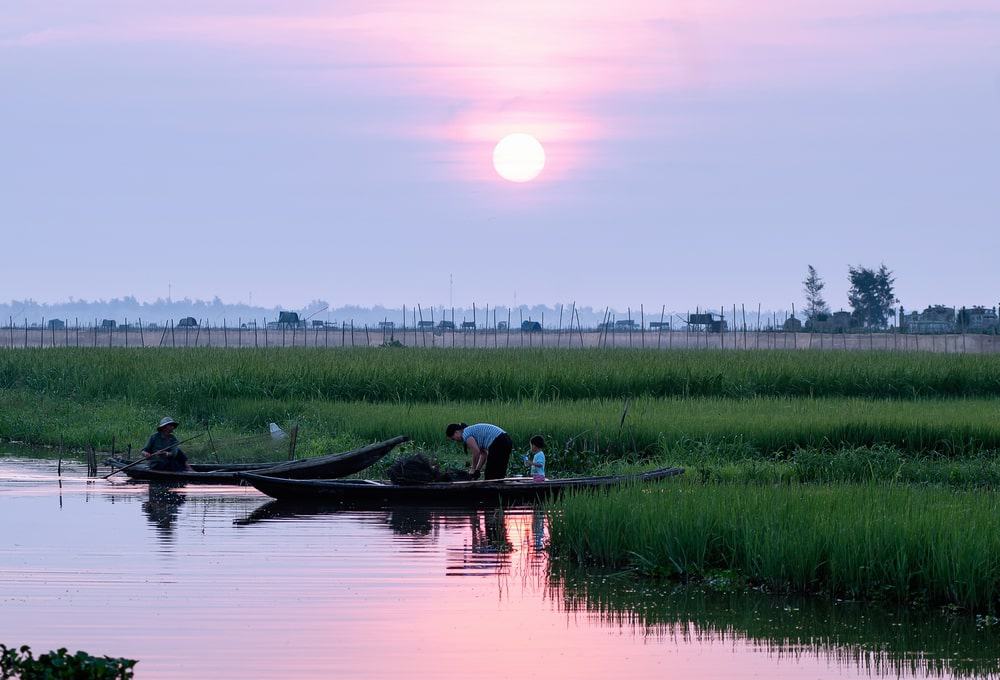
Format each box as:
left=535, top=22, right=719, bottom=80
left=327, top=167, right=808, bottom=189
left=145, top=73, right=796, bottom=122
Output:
left=103, top=433, right=205, bottom=479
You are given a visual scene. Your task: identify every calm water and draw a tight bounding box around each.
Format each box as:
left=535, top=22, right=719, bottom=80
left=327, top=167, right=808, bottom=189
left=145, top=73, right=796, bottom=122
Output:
left=2, top=458, right=998, bottom=679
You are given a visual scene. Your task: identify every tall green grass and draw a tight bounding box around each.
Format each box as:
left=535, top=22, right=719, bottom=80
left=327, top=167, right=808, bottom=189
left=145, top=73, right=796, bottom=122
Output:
left=4, top=389, right=1000, bottom=460
left=548, top=482, right=1000, bottom=611
left=2, top=347, right=1000, bottom=402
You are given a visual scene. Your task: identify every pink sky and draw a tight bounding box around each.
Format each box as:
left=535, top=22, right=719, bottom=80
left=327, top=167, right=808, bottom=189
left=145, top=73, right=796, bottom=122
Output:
left=1, top=1, right=998, bottom=308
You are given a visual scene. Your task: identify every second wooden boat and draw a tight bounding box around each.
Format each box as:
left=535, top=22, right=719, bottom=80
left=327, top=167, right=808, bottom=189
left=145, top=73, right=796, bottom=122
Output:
left=108, top=436, right=409, bottom=484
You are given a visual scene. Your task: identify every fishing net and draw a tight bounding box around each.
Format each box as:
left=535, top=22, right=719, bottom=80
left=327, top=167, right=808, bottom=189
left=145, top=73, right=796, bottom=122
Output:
left=387, top=454, right=476, bottom=485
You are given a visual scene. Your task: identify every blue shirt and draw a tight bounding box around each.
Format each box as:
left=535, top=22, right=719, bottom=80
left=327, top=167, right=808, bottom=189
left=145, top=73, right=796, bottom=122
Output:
left=530, top=451, right=545, bottom=477
left=462, top=423, right=505, bottom=450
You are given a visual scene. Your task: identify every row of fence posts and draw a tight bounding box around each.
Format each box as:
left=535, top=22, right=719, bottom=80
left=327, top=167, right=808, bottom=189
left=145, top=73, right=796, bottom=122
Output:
left=2, top=307, right=997, bottom=352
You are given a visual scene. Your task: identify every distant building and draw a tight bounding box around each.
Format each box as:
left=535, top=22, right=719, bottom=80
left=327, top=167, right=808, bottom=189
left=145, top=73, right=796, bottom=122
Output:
left=377, top=321, right=395, bottom=330
left=521, top=320, right=542, bottom=332
left=686, top=313, right=727, bottom=333
left=614, top=320, right=638, bottom=331
left=648, top=321, right=670, bottom=330
left=902, top=305, right=955, bottom=334
left=276, top=311, right=305, bottom=328
left=461, top=321, right=477, bottom=330
left=47, top=319, right=66, bottom=330
left=100, top=319, right=116, bottom=329
left=177, top=317, right=199, bottom=328
left=783, top=316, right=802, bottom=332
left=805, top=311, right=852, bottom=333
left=957, top=306, right=999, bottom=333
left=311, top=320, right=326, bottom=328
left=436, top=320, right=455, bottom=330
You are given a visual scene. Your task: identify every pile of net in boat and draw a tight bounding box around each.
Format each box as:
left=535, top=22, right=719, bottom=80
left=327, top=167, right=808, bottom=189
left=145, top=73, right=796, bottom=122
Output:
left=387, top=454, right=476, bottom=485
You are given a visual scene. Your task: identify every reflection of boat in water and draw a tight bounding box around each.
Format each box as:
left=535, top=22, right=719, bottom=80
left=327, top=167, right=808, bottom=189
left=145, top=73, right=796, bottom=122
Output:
left=234, top=500, right=434, bottom=537
left=108, top=436, right=408, bottom=485
left=239, top=466, right=684, bottom=505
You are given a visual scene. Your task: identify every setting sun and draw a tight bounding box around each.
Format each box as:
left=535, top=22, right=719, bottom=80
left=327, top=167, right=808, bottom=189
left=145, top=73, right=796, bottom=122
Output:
left=492, top=133, right=546, bottom=182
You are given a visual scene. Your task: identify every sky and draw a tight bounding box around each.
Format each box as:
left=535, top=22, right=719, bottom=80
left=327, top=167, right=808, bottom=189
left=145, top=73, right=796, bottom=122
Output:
left=1, top=1, right=998, bottom=311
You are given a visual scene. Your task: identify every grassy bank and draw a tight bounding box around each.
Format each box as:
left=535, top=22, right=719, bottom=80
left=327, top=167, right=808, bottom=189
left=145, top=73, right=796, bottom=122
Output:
left=3, top=347, right=1000, bottom=402
left=548, top=482, right=1000, bottom=612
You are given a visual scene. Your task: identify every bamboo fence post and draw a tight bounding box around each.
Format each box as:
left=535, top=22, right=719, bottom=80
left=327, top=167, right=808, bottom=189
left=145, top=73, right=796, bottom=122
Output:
left=350, top=320, right=355, bottom=347
left=658, top=305, right=665, bottom=350
left=506, top=308, right=511, bottom=347
left=640, top=305, right=645, bottom=348
left=556, top=304, right=563, bottom=348
left=472, top=303, right=477, bottom=348
left=224, top=318, right=228, bottom=348
left=418, top=305, right=426, bottom=347
left=365, top=324, right=370, bottom=347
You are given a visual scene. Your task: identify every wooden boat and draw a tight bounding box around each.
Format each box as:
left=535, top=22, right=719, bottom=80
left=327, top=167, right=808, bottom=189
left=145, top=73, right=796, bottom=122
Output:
left=238, top=466, right=684, bottom=505
left=107, top=436, right=409, bottom=484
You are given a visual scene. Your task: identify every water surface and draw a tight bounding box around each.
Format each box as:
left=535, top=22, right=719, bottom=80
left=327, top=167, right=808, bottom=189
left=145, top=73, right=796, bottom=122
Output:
left=2, top=458, right=997, bottom=679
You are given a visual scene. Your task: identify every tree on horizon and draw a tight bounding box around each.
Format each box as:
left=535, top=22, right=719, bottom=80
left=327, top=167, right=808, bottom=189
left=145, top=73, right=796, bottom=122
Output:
left=803, top=265, right=830, bottom=320
left=847, top=264, right=897, bottom=329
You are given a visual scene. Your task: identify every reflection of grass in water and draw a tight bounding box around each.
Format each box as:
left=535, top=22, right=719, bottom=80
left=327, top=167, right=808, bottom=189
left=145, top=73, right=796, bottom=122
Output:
left=553, top=568, right=1000, bottom=679
left=548, top=482, right=1000, bottom=612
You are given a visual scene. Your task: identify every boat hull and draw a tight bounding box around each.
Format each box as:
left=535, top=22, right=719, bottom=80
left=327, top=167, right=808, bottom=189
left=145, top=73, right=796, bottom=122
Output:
left=109, top=436, right=409, bottom=484
left=239, top=466, right=684, bottom=505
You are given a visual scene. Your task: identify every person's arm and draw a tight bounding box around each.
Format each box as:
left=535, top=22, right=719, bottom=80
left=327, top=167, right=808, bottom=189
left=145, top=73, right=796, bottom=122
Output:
left=466, top=438, right=486, bottom=474
left=142, top=435, right=157, bottom=458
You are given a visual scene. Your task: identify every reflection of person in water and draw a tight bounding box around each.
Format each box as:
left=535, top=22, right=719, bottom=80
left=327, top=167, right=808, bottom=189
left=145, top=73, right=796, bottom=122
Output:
left=470, top=509, right=512, bottom=554
left=142, top=483, right=186, bottom=541
left=531, top=507, right=545, bottom=552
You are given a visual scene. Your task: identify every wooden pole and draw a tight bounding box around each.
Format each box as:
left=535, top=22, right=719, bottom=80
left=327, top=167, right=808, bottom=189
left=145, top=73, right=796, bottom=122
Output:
left=288, top=425, right=299, bottom=460
left=556, top=304, right=563, bottom=348
left=640, top=305, right=645, bottom=348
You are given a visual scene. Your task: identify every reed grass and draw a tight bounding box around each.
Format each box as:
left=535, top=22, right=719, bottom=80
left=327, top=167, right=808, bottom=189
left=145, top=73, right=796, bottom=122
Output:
left=2, top=347, right=1000, bottom=402
left=548, top=481, right=1000, bottom=612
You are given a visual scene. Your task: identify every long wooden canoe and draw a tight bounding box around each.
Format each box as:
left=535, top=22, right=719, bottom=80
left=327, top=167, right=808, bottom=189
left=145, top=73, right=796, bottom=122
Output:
left=108, top=436, right=409, bottom=484
left=238, top=466, right=684, bottom=505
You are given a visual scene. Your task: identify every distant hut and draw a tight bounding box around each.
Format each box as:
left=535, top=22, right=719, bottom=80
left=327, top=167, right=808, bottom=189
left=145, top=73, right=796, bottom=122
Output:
left=177, top=317, right=199, bottom=328
left=100, top=319, right=116, bottom=329
left=277, top=311, right=303, bottom=328
left=783, top=316, right=802, bottom=332
left=47, top=319, right=66, bottom=330
left=521, top=320, right=542, bottom=332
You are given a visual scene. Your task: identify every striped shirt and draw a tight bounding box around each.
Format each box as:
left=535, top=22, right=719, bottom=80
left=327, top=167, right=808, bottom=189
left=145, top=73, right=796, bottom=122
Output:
left=462, top=423, right=506, bottom=450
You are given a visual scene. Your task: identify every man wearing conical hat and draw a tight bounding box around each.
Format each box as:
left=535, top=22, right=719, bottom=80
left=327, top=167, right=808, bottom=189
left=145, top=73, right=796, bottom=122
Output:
left=141, top=417, right=192, bottom=472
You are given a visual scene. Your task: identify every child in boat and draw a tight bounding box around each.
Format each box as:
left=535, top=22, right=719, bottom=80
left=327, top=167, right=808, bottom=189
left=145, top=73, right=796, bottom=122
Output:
left=524, top=435, right=546, bottom=481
